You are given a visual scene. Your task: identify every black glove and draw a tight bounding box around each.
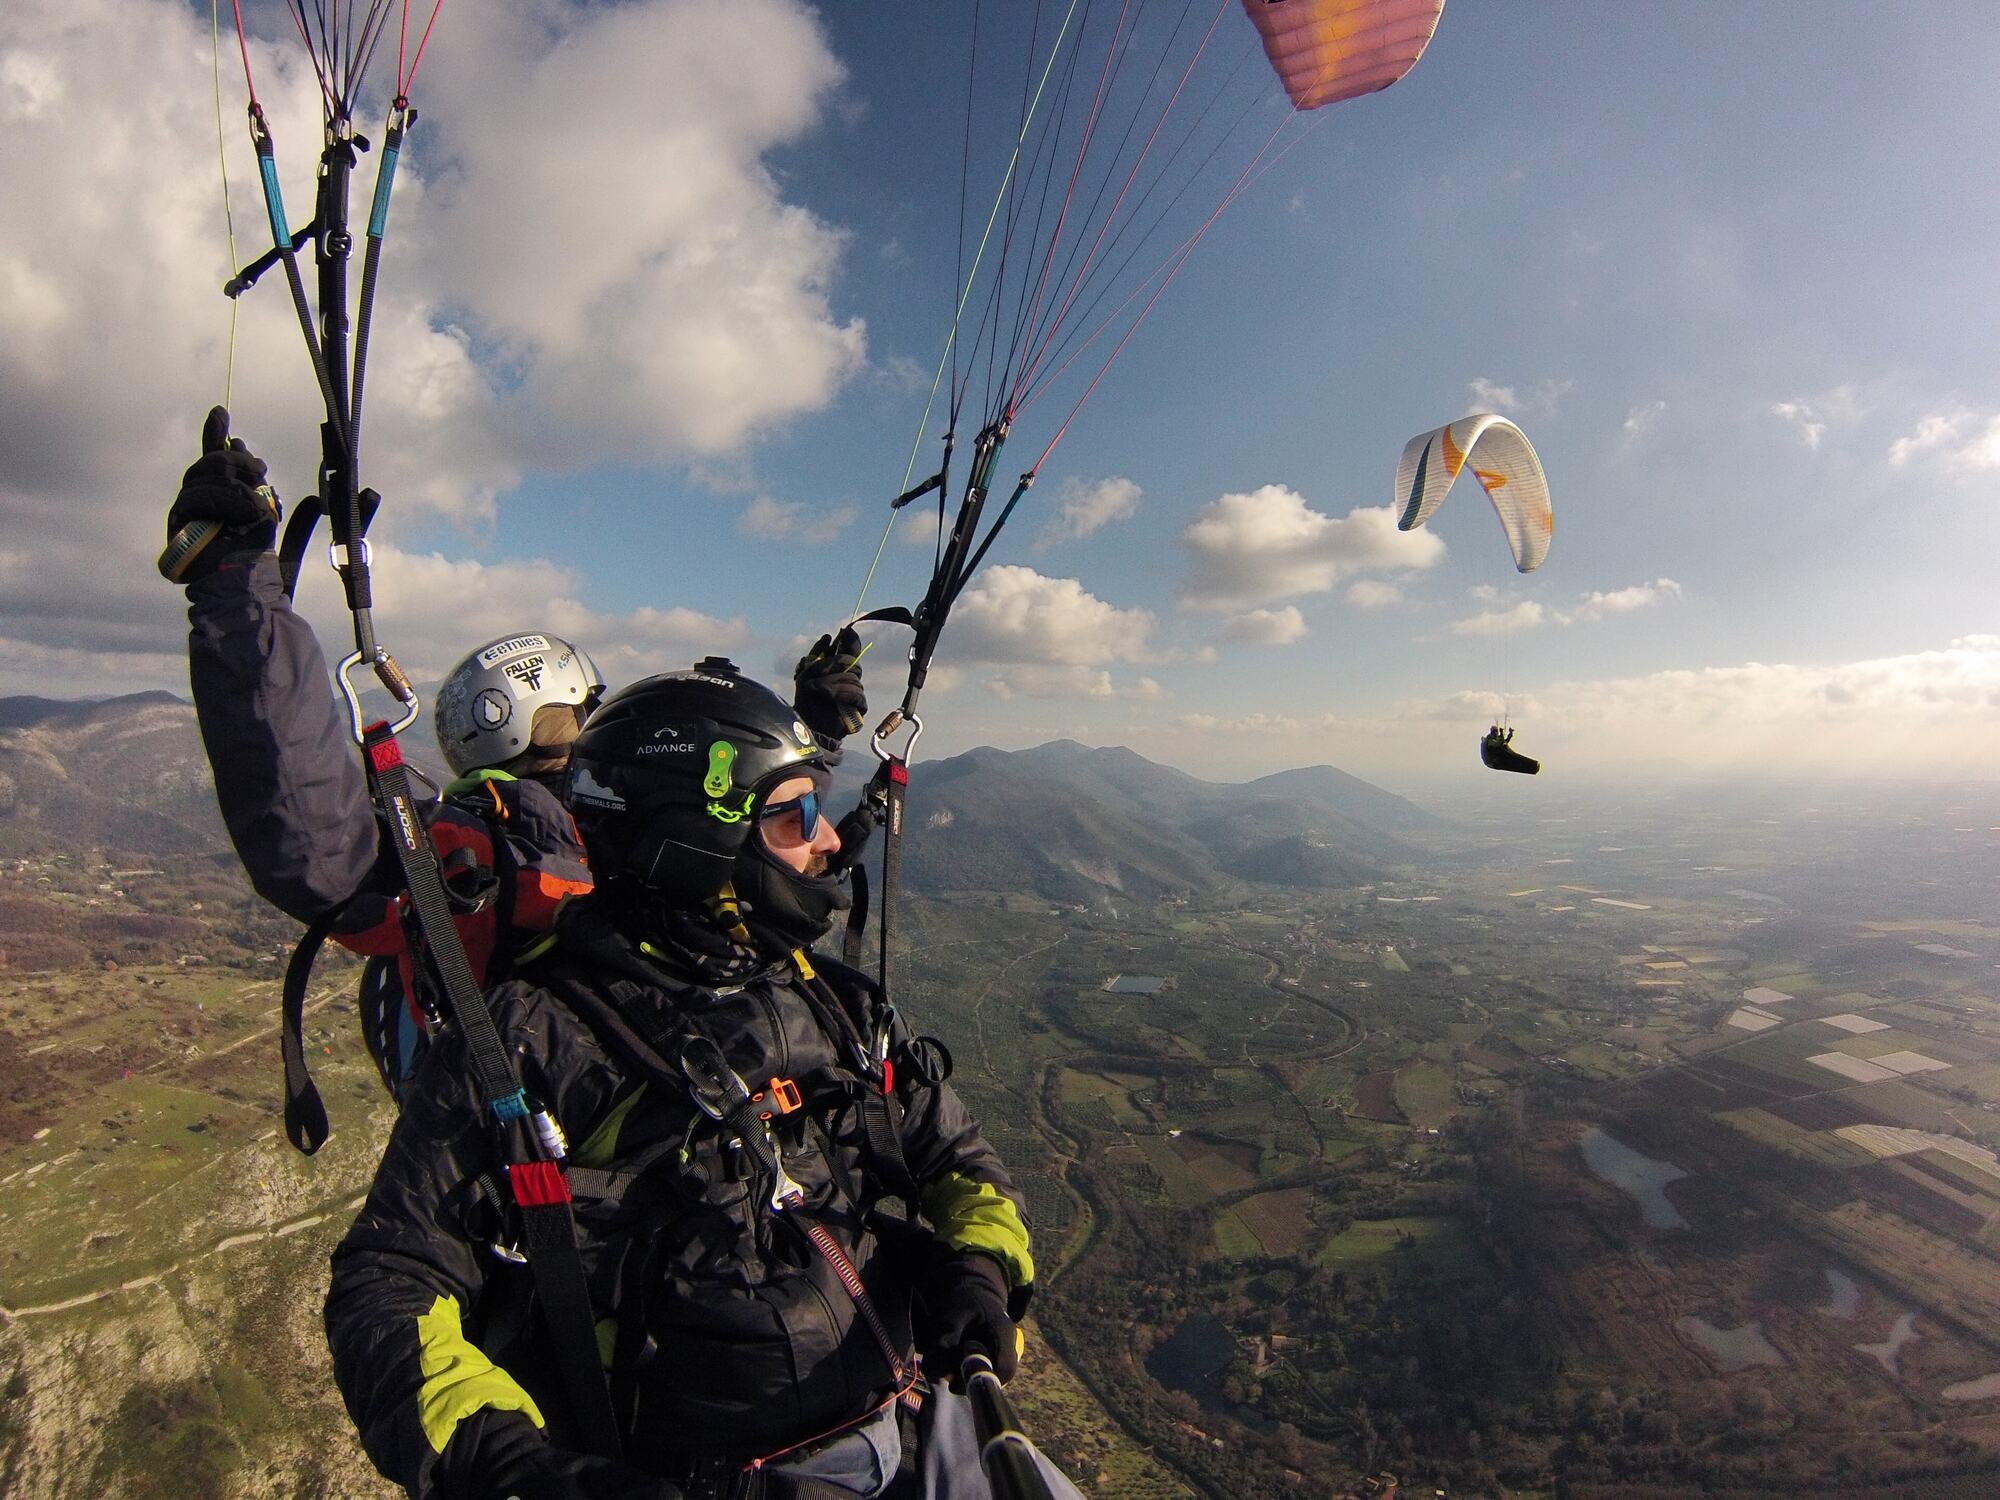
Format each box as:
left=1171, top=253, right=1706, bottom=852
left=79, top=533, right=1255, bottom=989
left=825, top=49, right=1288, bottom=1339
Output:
left=916, top=1250, right=1019, bottom=1390
left=792, top=626, right=868, bottom=743
left=824, top=795, right=880, bottom=877
left=437, top=1410, right=683, bottom=1500
left=162, top=406, right=281, bottom=583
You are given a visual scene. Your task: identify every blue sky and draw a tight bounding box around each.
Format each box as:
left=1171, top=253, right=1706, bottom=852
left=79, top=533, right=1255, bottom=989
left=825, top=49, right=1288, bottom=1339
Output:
left=4, top=1, right=1997, bottom=789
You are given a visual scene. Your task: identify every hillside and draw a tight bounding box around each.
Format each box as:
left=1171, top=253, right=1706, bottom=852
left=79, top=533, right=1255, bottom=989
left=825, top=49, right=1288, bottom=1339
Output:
left=899, top=739, right=1432, bottom=903
left=0, top=693, right=227, bottom=857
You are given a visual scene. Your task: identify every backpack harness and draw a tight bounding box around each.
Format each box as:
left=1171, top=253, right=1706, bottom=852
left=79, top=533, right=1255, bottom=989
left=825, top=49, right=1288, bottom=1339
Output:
left=497, top=939, right=956, bottom=1480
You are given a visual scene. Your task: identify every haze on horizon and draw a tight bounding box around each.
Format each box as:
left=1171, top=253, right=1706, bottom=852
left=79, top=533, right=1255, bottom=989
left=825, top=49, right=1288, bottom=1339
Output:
left=2, top=1, right=1995, bottom=790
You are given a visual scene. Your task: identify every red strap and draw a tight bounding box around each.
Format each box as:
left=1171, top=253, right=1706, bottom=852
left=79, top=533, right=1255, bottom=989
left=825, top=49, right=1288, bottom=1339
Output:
left=509, top=1159, right=572, bottom=1207
left=366, top=734, right=405, bottom=773
left=880, top=1059, right=895, bottom=1096
left=888, top=762, right=909, bottom=786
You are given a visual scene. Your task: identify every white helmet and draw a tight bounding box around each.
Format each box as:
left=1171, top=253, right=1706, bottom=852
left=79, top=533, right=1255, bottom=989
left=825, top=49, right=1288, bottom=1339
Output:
left=433, top=633, right=605, bottom=777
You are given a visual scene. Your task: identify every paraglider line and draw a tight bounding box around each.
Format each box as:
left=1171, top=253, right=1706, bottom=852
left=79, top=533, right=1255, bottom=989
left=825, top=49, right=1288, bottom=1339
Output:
left=1015, top=0, right=1231, bottom=400
left=848, top=0, right=1084, bottom=624
left=212, top=0, right=243, bottom=407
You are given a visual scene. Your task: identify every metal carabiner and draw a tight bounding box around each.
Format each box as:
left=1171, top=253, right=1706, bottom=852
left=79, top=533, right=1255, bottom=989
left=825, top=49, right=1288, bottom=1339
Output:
left=871, top=709, right=924, bottom=765
left=336, top=644, right=420, bottom=742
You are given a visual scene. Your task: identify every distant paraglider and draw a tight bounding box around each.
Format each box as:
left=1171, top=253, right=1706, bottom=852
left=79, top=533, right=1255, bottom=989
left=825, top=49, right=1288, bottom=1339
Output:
left=1395, top=413, right=1553, bottom=773
left=1394, top=412, right=1553, bottom=573
left=1480, top=723, right=1540, bottom=776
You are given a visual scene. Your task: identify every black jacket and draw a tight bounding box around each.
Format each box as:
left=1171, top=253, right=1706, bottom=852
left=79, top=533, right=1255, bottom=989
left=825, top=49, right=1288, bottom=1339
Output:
left=185, top=553, right=591, bottom=1095
left=324, top=897, right=1033, bottom=1498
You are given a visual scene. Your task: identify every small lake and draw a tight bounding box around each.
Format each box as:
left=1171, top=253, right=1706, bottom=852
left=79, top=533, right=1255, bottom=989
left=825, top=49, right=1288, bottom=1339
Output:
left=1942, top=1372, right=2000, bottom=1402
left=1106, top=974, right=1165, bottom=995
left=1677, top=1316, right=1784, bottom=1372
left=1819, top=1268, right=1861, bottom=1320
left=1580, top=1127, right=1690, bottom=1229
left=1145, top=1312, right=1271, bottom=1430
left=1857, top=1312, right=1919, bottom=1375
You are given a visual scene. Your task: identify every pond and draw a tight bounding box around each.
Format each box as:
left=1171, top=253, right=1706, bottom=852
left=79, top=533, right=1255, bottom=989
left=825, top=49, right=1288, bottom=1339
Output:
left=1857, top=1312, right=1919, bottom=1376
left=1677, top=1316, right=1784, bottom=1372
left=1819, top=1268, right=1861, bottom=1320
left=1106, top=974, right=1166, bottom=995
left=1146, top=1311, right=1236, bottom=1408
left=1579, top=1126, right=1690, bottom=1229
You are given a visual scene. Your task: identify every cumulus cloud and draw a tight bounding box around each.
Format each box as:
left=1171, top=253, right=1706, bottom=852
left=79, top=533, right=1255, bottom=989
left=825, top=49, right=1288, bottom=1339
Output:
left=1569, top=577, right=1682, bottom=622
left=288, top=544, right=746, bottom=690
left=1345, top=580, right=1404, bottom=610
left=738, top=494, right=858, bottom=544
left=411, top=0, right=864, bottom=460
left=1468, top=377, right=1571, bottom=416
left=986, top=667, right=1163, bottom=701
left=1770, top=385, right=1860, bottom=450
left=949, top=564, right=1154, bottom=666
left=1888, top=408, right=2000, bottom=471
left=0, top=0, right=863, bottom=682
left=1622, top=400, right=1666, bottom=438
left=1449, top=601, right=1545, bottom=637
left=1180, top=488, right=1443, bottom=610
left=1221, top=606, right=1307, bottom=645
left=1035, top=475, right=1141, bottom=549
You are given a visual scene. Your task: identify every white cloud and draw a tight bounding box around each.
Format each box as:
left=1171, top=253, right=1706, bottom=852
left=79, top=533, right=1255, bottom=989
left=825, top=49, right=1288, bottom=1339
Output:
left=1449, top=601, right=1545, bottom=637
left=411, top=0, right=864, bottom=461
left=1177, top=711, right=1313, bottom=733
left=1622, top=400, right=1666, bottom=438
left=986, top=666, right=1163, bottom=701
left=1468, top=377, right=1571, bottom=416
left=1771, top=385, right=1860, bottom=450
left=1888, top=408, right=2000, bottom=471
left=289, top=544, right=747, bottom=690
left=0, top=0, right=864, bottom=674
left=738, top=494, right=858, bottom=544
left=1035, top=475, right=1141, bottom=549
left=1221, top=606, right=1307, bottom=646
left=1181, top=488, right=1443, bottom=610
left=948, top=564, right=1154, bottom=666
left=1345, top=580, right=1404, bottom=610
left=1569, top=578, right=1682, bottom=623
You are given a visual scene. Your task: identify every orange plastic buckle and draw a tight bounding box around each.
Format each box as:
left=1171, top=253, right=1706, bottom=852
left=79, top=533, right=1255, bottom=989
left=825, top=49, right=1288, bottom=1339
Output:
left=754, top=1076, right=803, bottom=1120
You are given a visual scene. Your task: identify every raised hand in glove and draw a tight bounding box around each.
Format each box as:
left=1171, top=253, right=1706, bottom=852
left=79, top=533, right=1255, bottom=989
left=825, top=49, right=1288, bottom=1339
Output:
left=916, top=1250, right=1020, bottom=1390
left=161, top=406, right=281, bottom=583
left=792, top=625, right=868, bottom=744
left=436, top=1410, right=684, bottom=1500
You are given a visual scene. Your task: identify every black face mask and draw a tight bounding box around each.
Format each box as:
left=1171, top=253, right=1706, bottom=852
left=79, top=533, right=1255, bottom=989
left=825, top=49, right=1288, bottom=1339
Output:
left=732, top=840, right=851, bottom=956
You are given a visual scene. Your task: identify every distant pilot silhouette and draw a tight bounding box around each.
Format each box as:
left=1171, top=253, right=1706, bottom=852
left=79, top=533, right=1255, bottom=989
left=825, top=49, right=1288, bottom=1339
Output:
left=1481, top=724, right=1540, bottom=775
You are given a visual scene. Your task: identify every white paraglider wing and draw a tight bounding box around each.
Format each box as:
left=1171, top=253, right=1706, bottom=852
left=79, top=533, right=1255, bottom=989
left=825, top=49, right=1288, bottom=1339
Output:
left=1393, top=413, right=1552, bottom=573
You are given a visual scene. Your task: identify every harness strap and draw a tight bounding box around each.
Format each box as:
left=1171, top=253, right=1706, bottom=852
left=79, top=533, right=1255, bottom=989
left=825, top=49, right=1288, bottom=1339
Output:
left=279, top=905, right=341, bottom=1154
left=361, top=725, right=622, bottom=1459
left=511, top=1165, right=624, bottom=1460
left=840, top=861, right=870, bottom=970
left=873, top=759, right=909, bottom=1003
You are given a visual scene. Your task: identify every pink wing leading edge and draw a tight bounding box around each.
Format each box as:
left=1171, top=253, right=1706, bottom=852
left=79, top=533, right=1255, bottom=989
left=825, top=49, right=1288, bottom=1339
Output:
left=1240, top=0, right=1447, bottom=111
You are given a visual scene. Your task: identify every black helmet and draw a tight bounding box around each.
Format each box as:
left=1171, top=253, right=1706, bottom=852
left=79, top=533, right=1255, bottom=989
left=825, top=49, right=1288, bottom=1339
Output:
left=565, top=658, right=824, bottom=907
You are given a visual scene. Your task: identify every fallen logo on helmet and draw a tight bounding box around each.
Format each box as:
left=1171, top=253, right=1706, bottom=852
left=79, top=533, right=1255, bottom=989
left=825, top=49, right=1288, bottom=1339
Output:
left=504, top=656, right=547, bottom=692
left=569, top=767, right=625, bottom=810
left=478, top=634, right=551, bottom=666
